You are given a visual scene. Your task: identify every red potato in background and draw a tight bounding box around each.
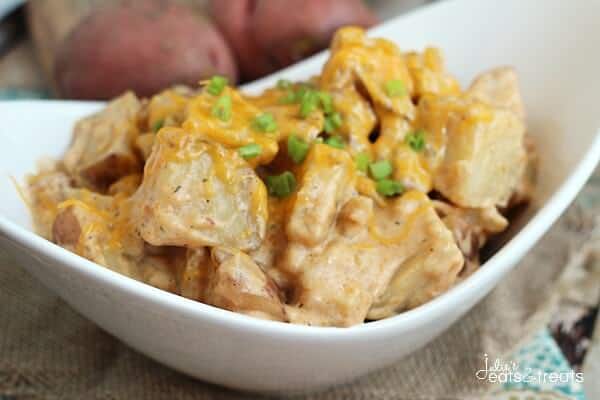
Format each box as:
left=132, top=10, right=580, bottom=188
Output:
left=211, top=0, right=377, bottom=81
left=55, top=0, right=237, bottom=100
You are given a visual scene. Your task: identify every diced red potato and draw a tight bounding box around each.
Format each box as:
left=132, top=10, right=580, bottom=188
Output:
left=52, top=191, right=191, bottom=292
left=27, top=169, right=74, bottom=239
left=245, top=86, right=324, bottom=145
left=434, top=105, right=526, bottom=208
left=248, top=198, right=292, bottom=292
left=285, top=144, right=356, bottom=248
left=417, top=96, right=527, bottom=208
left=205, top=248, right=288, bottom=321
left=62, top=92, right=142, bottom=190
left=467, top=66, right=526, bottom=120
left=404, top=47, right=461, bottom=99
left=433, top=201, right=508, bottom=278
left=51, top=191, right=145, bottom=279
left=331, top=86, right=377, bottom=155
left=55, top=0, right=237, bottom=100
left=133, top=127, right=268, bottom=251
left=321, top=27, right=415, bottom=119
left=285, top=191, right=463, bottom=326
left=178, top=248, right=212, bottom=301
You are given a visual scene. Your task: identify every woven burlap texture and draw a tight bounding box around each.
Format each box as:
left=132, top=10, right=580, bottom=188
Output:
left=1, top=169, right=598, bottom=400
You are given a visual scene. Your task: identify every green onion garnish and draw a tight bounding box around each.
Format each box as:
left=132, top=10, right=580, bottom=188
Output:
left=376, top=179, right=404, bottom=197
left=238, top=143, right=262, bottom=159
left=279, top=90, right=297, bottom=104
left=317, top=91, right=333, bottom=114
left=252, top=113, right=277, bottom=133
left=405, top=129, right=426, bottom=152
left=325, top=135, right=345, bottom=149
left=206, top=75, right=228, bottom=96
left=152, top=119, right=164, bottom=133
left=266, top=171, right=297, bottom=198
left=287, top=134, right=310, bottom=164
left=369, top=160, right=393, bottom=180
left=324, top=111, right=343, bottom=133
left=384, top=79, right=406, bottom=98
left=212, top=95, right=232, bottom=122
left=299, top=90, right=318, bottom=118
left=354, top=152, right=371, bottom=173
left=277, top=79, right=292, bottom=90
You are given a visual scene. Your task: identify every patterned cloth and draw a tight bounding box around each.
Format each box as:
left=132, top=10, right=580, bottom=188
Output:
left=500, top=330, right=585, bottom=399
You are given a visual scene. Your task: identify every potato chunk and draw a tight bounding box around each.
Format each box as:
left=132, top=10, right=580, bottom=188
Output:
left=320, top=27, right=414, bottom=119
left=433, top=200, right=508, bottom=277
left=286, top=144, right=356, bottom=248
left=178, top=248, right=212, bottom=301
left=27, top=169, right=74, bottom=239
left=419, top=96, right=526, bottom=208
left=285, top=191, right=463, bottom=326
left=405, top=47, right=461, bottom=99
left=52, top=190, right=144, bottom=279
left=246, top=84, right=324, bottom=144
left=182, top=86, right=278, bottom=167
left=205, top=248, right=287, bottom=322
left=331, top=86, right=377, bottom=154
left=63, top=92, right=141, bottom=189
left=467, top=66, right=525, bottom=120
left=133, top=127, right=268, bottom=251
left=53, top=191, right=189, bottom=292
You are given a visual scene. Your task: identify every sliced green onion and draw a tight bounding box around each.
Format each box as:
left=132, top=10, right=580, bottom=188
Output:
left=384, top=79, right=406, bottom=98
left=405, top=129, right=426, bottom=152
left=212, top=95, right=232, bottom=122
left=354, top=152, right=371, bottom=173
left=299, top=89, right=319, bottom=118
left=325, top=135, right=345, bottom=149
left=279, top=90, right=297, bottom=104
left=266, top=171, right=297, bottom=198
left=277, top=79, right=292, bottom=90
left=206, top=75, right=228, bottom=96
left=238, top=143, right=262, bottom=159
left=324, top=112, right=343, bottom=133
left=252, top=113, right=277, bottom=133
left=287, top=134, right=310, bottom=164
left=369, top=160, right=393, bottom=180
left=317, top=91, right=333, bottom=114
left=376, top=179, right=404, bottom=197
left=152, top=119, right=164, bottom=133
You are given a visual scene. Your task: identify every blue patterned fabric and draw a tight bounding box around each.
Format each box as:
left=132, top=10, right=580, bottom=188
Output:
left=499, top=330, right=585, bottom=399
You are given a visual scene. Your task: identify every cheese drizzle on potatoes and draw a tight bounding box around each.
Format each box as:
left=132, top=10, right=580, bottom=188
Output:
left=27, top=27, right=533, bottom=327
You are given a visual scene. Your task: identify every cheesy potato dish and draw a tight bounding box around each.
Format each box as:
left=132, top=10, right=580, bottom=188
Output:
left=26, top=27, right=533, bottom=327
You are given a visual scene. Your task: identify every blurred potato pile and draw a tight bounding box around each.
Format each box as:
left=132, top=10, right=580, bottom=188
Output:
left=28, top=0, right=376, bottom=100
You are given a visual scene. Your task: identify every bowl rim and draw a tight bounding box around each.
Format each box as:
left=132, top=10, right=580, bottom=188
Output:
left=1, top=99, right=598, bottom=339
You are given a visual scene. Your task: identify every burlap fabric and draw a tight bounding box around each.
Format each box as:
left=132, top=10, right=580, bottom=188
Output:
left=0, top=168, right=597, bottom=400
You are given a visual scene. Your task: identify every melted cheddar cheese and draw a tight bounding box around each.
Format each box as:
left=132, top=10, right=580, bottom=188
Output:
left=25, top=26, right=529, bottom=327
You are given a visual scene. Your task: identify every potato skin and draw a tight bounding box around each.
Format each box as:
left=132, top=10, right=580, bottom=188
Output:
left=55, top=0, right=237, bottom=99
left=211, top=0, right=376, bottom=81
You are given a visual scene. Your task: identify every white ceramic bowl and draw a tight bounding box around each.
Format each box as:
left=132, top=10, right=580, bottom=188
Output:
left=1, top=0, right=599, bottom=393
